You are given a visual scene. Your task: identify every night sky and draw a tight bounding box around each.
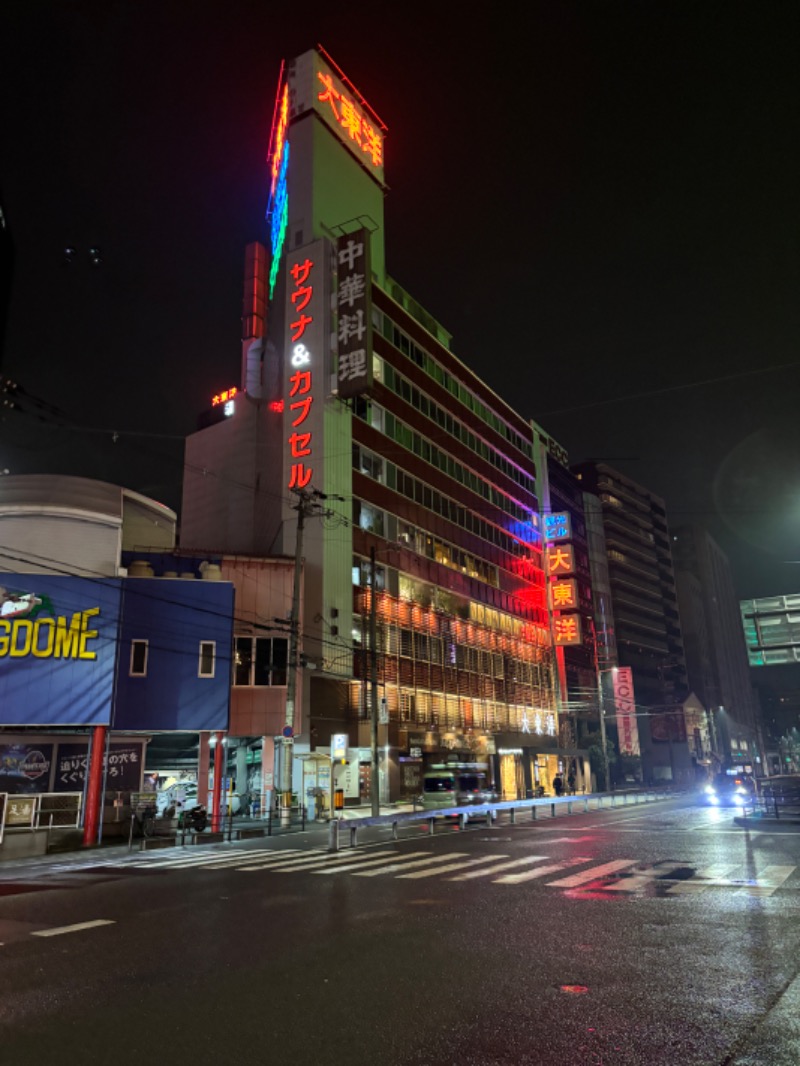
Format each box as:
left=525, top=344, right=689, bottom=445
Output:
left=2, top=1, right=799, bottom=598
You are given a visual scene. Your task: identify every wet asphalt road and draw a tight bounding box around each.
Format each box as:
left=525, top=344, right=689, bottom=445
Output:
left=1, top=796, right=799, bottom=1066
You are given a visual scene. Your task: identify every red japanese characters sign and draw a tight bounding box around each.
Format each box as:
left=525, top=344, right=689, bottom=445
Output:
left=211, top=387, right=238, bottom=407
left=553, top=615, right=582, bottom=646
left=286, top=256, right=316, bottom=490
left=612, top=666, right=640, bottom=756
left=288, top=50, right=386, bottom=188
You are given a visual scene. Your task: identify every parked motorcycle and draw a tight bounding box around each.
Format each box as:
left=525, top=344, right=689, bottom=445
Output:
left=163, top=801, right=208, bottom=832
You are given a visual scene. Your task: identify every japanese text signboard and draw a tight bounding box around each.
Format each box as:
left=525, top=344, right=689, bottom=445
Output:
left=612, top=666, right=641, bottom=756
left=283, top=240, right=330, bottom=498
left=544, top=512, right=572, bottom=543
left=288, top=50, right=386, bottom=187
left=336, top=229, right=372, bottom=399
left=53, top=741, right=144, bottom=794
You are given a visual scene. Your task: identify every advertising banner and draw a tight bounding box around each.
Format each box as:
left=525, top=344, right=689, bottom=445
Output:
left=612, top=667, right=640, bottom=756
left=0, top=575, right=122, bottom=727
left=0, top=742, right=54, bottom=794
left=53, top=741, right=144, bottom=793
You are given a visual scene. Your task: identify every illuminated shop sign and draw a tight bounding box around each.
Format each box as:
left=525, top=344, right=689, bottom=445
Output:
left=336, top=228, right=372, bottom=399
left=544, top=512, right=572, bottom=542
left=612, top=666, right=640, bottom=756
left=554, top=614, right=582, bottom=646
left=547, top=545, right=575, bottom=577
left=288, top=50, right=386, bottom=187
left=286, top=254, right=317, bottom=490
left=550, top=579, right=578, bottom=610
left=211, top=387, right=238, bottom=417
left=266, top=80, right=290, bottom=297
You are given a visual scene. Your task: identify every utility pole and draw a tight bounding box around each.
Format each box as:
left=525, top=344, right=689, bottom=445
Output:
left=590, top=618, right=612, bottom=793
left=280, top=487, right=323, bottom=815
left=369, top=546, right=380, bottom=817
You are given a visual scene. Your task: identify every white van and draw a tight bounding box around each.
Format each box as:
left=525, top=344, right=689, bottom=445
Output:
left=421, top=764, right=498, bottom=812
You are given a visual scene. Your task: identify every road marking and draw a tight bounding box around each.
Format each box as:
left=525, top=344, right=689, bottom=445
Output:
left=448, top=855, right=550, bottom=881
left=354, top=853, right=503, bottom=877
left=495, top=858, right=592, bottom=885
left=247, top=849, right=403, bottom=873
left=396, top=855, right=504, bottom=879
left=666, top=864, right=739, bottom=894
left=602, top=861, right=686, bottom=892
left=546, top=860, right=638, bottom=888
left=313, top=852, right=437, bottom=875
left=198, top=851, right=305, bottom=870
left=128, top=849, right=233, bottom=868
left=537, top=836, right=596, bottom=844
left=32, top=919, right=115, bottom=938
left=746, top=865, right=796, bottom=897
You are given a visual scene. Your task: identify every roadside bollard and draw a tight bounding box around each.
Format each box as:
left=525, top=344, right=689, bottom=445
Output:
left=328, top=818, right=339, bottom=852
left=349, top=824, right=358, bottom=848
left=392, top=820, right=399, bottom=841
left=510, top=807, right=516, bottom=825
left=460, top=813, right=468, bottom=831
left=428, top=817, right=435, bottom=836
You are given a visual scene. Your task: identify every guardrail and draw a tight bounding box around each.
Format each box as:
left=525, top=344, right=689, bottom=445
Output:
left=328, top=789, right=669, bottom=851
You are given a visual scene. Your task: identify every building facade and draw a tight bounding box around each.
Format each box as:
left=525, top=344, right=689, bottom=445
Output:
left=673, top=525, right=763, bottom=773
left=181, top=47, right=566, bottom=803
left=571, top=462, right=692, bottom=784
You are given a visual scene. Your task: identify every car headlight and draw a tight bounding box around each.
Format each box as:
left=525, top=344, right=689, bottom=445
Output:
left=709, top=795, right=719, bottom=805
left=704, top=784, right=715, bottom=795
left=733, top=794, right=745, bottom=806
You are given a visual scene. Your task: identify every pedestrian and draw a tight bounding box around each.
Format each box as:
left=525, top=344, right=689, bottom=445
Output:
left=567, top=770, right=576, bottom=795
left=553, top=774, right=564, bottom=797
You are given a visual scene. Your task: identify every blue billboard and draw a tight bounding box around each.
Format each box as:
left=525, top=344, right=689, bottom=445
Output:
left=0, top=575, right=122, bottom=726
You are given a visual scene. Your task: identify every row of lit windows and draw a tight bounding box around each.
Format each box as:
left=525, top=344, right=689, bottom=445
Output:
left=376, top=310, right=534, bottom=460
left=356, top=623, right=551, bottom=685
left=352, top=562, right=550, bottom=643
left=349, top=681, right=552, bottom=735
left=353, top=405, right=537, bottom=542
left=375, top=356, right=536, bottom=497
left=353, top=443, right=539, bottom=563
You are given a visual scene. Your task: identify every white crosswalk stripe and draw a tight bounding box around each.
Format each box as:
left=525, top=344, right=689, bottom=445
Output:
left=354, top=854, right=479, bottom=877
left=494, top=858, right=594, bottom=885
left=665, top=864, right=739, bottom=895
left=546, top=860, right=639, bottom=888
left=447, top=855, right=550, bottom=881
left=311, top=851, right=435, bottom=875
left=240, top=849, right=402, bottom=873
left=396, top=855, right=506, bottom=880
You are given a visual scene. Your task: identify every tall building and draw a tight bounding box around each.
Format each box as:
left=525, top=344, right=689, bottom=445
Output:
left=673, top=526, right=763, bottom=772
left=571, top=462, right=692, bottom=785
left=181, top=47, right=571, bottom=804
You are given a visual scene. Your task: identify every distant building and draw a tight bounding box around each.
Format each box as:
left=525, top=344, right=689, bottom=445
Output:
left=673, top=526, right=763, bottom=773
left=571, top=462, right=692, bottom=785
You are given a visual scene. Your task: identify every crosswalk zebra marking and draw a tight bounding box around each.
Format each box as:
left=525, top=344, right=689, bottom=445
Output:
left=494, top=858, right=592, bottom=885
left=395, top=855, right=505, bottom=880
left=312, top=851, right=435, bottom=875
left=447, top=855, right=550, bottom=881
left=354, top=853, right=486, bottom=877
left=546, top=860, right=639, bottom=888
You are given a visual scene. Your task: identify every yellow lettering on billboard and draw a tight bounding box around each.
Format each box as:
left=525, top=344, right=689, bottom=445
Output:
left=10, top=619, right=33, bottom=657
left=32, top=618, right=55, bottom=657
left=54, top=613, right=83, bottom=658
left=0, top=619, right=8, bottom=656
left=78, top=607, right=101, bottom=660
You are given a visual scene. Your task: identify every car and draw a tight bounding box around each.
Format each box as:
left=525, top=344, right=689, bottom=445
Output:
left=702, top=774, right=755, bottom=808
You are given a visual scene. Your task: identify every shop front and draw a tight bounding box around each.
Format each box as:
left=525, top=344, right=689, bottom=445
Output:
left=494, top=734, right=591, bottom=798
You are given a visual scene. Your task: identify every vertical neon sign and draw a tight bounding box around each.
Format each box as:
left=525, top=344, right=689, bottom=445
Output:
left=266, top=81, right=290, bottom=298
left=286, top=257, right=316, bottom=489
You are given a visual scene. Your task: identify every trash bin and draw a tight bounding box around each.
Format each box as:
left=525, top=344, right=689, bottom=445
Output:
left=334, top=788, right=345, bottom=811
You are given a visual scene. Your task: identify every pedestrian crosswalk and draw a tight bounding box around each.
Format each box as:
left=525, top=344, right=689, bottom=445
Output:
left=118, top=846, right=800, bottom=897
left=3, top=846, right=798, bottom=899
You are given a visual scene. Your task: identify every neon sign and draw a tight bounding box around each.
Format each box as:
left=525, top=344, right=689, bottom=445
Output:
left=317, top=71, right=383, bottom=169
left=266, top=81, right=290, bottom=298
left=211, top=387, right=237, bottom=412
left=286, top=257, right=316, bottom=490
